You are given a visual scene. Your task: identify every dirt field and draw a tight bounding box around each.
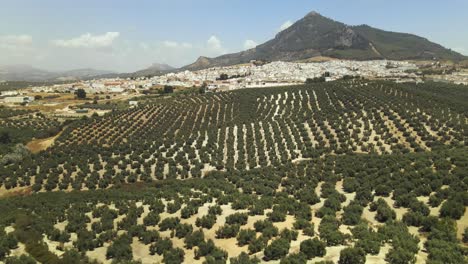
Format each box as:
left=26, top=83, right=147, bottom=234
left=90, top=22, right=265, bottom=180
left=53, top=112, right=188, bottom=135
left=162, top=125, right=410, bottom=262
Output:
left=457, top=209, right=468, bottom=241
left=0, top=186, right=32, bottom=198
left=26, top=134, right=60, bottom=153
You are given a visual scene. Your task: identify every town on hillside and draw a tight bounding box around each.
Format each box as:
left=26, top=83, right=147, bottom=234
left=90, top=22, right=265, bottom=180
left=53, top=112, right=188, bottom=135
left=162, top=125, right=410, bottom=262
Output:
left=1, top=59, right=467, bottom=114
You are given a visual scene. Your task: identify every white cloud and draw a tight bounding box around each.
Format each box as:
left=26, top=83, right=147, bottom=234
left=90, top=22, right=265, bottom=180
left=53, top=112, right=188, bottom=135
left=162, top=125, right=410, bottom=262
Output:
left=53, top=32, right=120, bottom=48
left=139, top=42, right=150, bottom=50
left=147, top=36, right=225, bottom=67
left=181, top=42, right=193, bottom=48
left=207, top=36, right=222, bottom=50
left=0, top=34, right=33, bottom=48
left=244, top=39, right=258, bottom=50
left=453, top=47, right=466, bottom=54
left=279, top=20, right=293, bottom=32
left=163, top=41, right=192, bottom=49
left=205, top=35, right=227, bottom=56
left=163, top=41, right=179, bottom=48
left=0, top=32, right=238, bottom=72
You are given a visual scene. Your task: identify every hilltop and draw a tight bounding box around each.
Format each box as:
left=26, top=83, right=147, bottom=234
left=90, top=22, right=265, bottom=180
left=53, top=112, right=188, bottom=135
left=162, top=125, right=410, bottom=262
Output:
left=131, top=63, right=176, bottom=77
left=183, top=11, right=466, bottom=70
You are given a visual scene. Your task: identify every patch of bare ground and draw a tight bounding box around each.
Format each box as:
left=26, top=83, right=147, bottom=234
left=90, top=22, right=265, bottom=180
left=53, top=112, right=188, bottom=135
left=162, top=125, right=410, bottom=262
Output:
left=171, top=236, right=199, bottom=263
left=336, top=180, right=356, bottom=208
left=408, top=226, right=428, bottom=264
left=7, top=242, right=29, bottom=259
left=456, top=208, right=468, bottom=241
left=54, top=221, right=68, bottom=232
left=43, top=235, right=66, bottom=257
left=202, top=205, right=249, bottom=259
left=362, top=205, right=379, bottom=228
left=311, top=182, right=325, bottom=233
left=0, top=186, right=33, bottom=198
left=311, top=245, right=347, bottom=263
left=86, top=244, right=111, bottom=264
left=381, top=196, right=407, bottom=221
left=26, top=128, right=65, bottom=153
left=365, top=243, right=391, bottom=264
left=131, top=237, right=158, bottom=264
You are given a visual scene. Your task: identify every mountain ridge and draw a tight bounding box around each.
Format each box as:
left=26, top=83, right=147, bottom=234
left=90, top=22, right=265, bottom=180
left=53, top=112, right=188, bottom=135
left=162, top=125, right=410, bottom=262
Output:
left=182, top=11, right=466, bottom=71
left=0, top=64, right=115, bottom=82
left=130, top=63, right=175, bottom=77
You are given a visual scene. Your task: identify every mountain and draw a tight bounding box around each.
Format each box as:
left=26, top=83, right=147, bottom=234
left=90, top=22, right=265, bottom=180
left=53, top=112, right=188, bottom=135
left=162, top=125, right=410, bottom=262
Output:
left=183, top=11, right=466, bottom=70
left=148, top=63, right=176, bottom=72
left=56, top=68, right=115, bottom=81
left=350, top=25, right=463, bottom=61
left=0, top=65, right=115, bottom=82
left=131, top=63, right=175, bottom=77
left=0, top=65, right=52, bottom=82
left=92, top=63, right=176, bottom=79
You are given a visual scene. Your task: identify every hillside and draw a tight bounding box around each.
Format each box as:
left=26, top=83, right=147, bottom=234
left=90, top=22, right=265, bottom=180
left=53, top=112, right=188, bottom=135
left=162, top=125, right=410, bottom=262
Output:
left=0, top=65, right=115, bottom=82
left=131, top=63, right=176, bottom=77
left=0, top=80, right=466, bottom=263
left=351, top=25, right=464, bottom=61
left=0, top=80, right=73, bottom=92
left=183, top=11, right=466, bottom=70
left=0, top=65, right=53, bottom=82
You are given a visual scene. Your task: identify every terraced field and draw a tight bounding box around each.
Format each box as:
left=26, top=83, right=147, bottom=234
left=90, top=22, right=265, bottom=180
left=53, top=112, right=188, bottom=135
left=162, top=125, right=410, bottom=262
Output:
left=0, top=80, right=466, bottom=264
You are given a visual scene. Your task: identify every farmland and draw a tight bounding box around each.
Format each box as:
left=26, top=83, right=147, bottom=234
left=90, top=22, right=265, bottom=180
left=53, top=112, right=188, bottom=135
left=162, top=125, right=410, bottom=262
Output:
left=0, top=80, right=467, bottom=264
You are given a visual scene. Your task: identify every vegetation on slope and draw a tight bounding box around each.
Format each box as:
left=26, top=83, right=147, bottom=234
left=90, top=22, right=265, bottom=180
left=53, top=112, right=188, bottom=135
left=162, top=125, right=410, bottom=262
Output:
left=0, top=80, right=466, bottom=263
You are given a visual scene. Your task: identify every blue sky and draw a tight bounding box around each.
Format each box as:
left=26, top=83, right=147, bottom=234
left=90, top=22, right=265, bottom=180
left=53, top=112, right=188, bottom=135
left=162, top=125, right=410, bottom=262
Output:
left=1, top=0, right=467, bottom=72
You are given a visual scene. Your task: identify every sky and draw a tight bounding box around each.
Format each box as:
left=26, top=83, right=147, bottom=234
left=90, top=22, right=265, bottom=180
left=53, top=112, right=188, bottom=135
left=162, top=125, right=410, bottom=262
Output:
left=1, top=0, right=467, bottom=72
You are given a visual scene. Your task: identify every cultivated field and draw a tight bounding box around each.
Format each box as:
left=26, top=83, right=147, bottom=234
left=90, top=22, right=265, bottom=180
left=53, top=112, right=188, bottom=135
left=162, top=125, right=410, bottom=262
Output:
left=0, top=80, right=466, bottom=264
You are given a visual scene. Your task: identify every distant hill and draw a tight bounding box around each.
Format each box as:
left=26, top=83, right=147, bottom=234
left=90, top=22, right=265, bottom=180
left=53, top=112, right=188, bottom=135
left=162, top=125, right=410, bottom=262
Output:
left=0, top=65, right=115, bottom=82
left=182, top=11, right=466, bottom=70
left=131, top=63, right=175, bottom=77
left=0, top=80, right=73, bottom=92
left=56, top=68, right=116, bottom=81
left=91, top=63, right=176, bottom=79
left=0, top=65, right=52, bottom=82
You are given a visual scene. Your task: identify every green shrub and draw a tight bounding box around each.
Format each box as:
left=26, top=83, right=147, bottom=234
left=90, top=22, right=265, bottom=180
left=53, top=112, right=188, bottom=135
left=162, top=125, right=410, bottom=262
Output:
left=300, top=238, right=326, bottom=259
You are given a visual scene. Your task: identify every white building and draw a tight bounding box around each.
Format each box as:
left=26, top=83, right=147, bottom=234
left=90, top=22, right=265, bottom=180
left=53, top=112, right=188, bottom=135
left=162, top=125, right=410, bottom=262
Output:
left=109, top=87, right=124, bottom=93
left=91, top=83, right=105, bottom=89
left=0, top=91, right=19, bottom=96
